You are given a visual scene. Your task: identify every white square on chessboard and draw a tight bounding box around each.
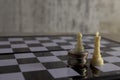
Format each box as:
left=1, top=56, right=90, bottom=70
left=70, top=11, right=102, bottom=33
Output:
left=19, top=63, right=46, bottom=72
left=101, top=40, right=110, bottom=44
left=61, top=45, right=74, bottom=50
left=61, top=37, right=74, bottom=40
left=95, top=63, right=120, bottom=72
left=8, top=38, right=23, bottom=41
left=106, top=51, right=120, bottom=56
left=24, top=40, right=40, bottom=44
left=0, top=48, right=13, bottom=53
left=30, top=47, right=48, bottom=51
left=88, top=53, right=93, bottom=59
left=103, top=56, right=120, bottom=63
left=11, top=44, right=28, bottom=48
left=86, top=49, right=94, bottom=53
left=36, top=37, right=49, bottom=40
left=83, top=36, right=93, bottom=39
left=52, top=39, right=67, bottom=43
left=37, top=56, right=61, bottom=63
left=42, top=43, right=58, bottom=47
left=14, top=53, right=35, bottom=59
left=82, top=38, right=91, bottom=42
left=112, top=47, right=120, bottom=51
left=0, top=72, right=25, bottom=80
left=0, top=59, right=18, bottom=66
left=48, top=68, right=79, bottom=78
left=51, top=51, right=68, bottom=56
left=0, top=41, right=10, bottom=45
left=69, top=42, right=76, bottom=45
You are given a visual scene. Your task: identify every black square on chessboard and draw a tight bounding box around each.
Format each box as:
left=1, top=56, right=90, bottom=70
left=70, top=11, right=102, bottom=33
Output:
left=13, top=48, right=30, bottom=53
left=40, top=40, right=53, bottom=43
left=34, top=52, right=54, bottom=57
left=101, top=47, right=115, bottom=51
left=46, top=46, right=63, bottom=51
left=65, top=39, right=76, bottom=42
left=84, top=44, right=93, bottom=49
left=17, top=58, right=40, bottom=64
left=23, top=70, right=54, bottom=80
left=0, top=54, right=15, bottom=60
left=0, top=38, right=8, bottom=41
left=43, top=61, right=67, bottom=69
left=23, top=37, right=36, bottom=40
left=0, top=45, right=11, bottom=48
left=27, top=44, right=43, bottom=47
left=57, top=55, right=68, bottom=61
left=49, top=36, right=61, bottom=40
left=83, top=41, right=94, bottom=44
left=57, top=42, right=71, bottom=46
left=0, top=65, right=20, bottom=74
left=10, top=41, right=25, bottom=44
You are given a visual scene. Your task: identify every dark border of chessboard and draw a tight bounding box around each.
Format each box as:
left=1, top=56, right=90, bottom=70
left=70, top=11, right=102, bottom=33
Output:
left=88, top=74, right=120, bottom=80
left=102, top=37, right=120, bottom=44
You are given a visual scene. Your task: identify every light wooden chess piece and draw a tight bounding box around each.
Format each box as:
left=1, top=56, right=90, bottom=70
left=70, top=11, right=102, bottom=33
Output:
left=91, top=32, right=104, bottom=66
left=68, top=32, right=88, bottom=67
left=76, top=32, right=84, bottom=52
left=69, top=32, right=84, bottom=54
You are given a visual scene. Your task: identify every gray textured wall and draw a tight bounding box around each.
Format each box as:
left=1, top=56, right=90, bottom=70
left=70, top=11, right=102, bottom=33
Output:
left=20, top=0, right=90, bottom=33
left=0, top=0, right=120, bottom=35
left=0, top=0, right=20, bottom=32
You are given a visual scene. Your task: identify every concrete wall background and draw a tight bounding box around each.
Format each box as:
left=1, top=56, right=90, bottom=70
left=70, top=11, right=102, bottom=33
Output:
left=0, top=0, right=120, bottom=35
left=0, top=0, right=20, bottom=33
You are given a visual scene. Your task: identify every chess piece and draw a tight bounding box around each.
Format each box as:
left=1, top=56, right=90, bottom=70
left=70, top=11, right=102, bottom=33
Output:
left=68, top=32, right=88, bottom=67
left=91, top=32, right=104, bottom=66
left=76, top=32, right=84, bottom=52
left=68, top=51, right=88, bottom=67
left=72, top=66, right=88, bottom=79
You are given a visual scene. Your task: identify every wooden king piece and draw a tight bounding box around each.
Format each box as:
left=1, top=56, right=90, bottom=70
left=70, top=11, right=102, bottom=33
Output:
left=91, top=32, right=104, bottom=66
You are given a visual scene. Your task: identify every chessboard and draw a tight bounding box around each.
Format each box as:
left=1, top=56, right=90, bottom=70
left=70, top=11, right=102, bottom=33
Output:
left=0, top=35, right=120, bottom=80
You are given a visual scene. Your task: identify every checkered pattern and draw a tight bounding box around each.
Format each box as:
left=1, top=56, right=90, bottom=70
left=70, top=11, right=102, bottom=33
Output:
left=0, top=35, right=120, bottom=80
left=0, top=35, right=117, bottom=54
left=0, top=51, right=80, bottom=80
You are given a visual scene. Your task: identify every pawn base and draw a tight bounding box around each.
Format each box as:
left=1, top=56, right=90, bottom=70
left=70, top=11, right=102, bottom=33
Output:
left=91, top=58, right=104, bottom=66
left=68, top=51, right=88, bottom=68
